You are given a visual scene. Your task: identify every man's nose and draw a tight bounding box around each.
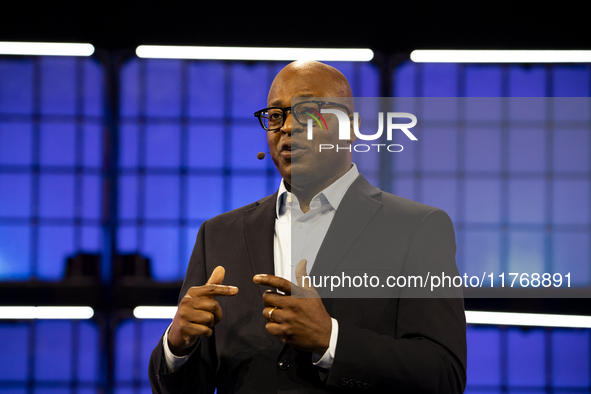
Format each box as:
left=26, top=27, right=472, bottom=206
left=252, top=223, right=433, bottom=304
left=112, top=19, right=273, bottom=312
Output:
left=280, top=112, right=302, bottom=135
left=280, top=112, right=292, bottom=134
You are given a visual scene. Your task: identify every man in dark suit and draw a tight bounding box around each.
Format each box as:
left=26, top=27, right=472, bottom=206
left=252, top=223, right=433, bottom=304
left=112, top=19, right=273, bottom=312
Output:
left=149, top=60, right=467, bottom=393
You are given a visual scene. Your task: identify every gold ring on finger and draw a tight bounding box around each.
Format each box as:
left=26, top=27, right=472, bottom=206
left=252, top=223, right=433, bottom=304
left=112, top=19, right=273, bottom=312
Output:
left=268, top=307, right=277, bottom=322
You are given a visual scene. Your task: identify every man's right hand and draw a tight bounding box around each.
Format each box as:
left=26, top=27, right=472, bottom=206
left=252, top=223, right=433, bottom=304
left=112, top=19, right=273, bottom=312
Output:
left=167, top=266, right=238, bottom=356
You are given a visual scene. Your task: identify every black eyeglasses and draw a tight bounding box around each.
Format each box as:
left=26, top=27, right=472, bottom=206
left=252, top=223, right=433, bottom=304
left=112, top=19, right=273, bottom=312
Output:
left=254, top=100, right=350, bottom=131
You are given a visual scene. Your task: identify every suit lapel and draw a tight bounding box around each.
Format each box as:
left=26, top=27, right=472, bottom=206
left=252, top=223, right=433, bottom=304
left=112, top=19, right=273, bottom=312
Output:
left=309, top=175, right=383, bottom=285
left=244, top=192, right=277, bottom=297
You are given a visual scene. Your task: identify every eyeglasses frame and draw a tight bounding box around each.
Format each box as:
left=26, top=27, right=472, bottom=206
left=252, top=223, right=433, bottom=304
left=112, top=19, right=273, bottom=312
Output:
left=253, top=100, right=351, bottom=132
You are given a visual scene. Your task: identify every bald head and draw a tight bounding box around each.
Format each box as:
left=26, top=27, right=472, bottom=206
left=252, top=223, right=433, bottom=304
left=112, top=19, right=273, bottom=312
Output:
left=269, top=61, right=353, bottom=102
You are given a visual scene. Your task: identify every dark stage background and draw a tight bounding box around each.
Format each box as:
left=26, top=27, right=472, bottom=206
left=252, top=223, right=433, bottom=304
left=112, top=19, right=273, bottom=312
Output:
left=0, top=3, right=590, bottom=393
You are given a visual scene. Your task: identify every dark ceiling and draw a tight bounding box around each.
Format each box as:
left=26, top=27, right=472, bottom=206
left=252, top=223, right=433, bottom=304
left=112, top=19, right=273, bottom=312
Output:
left=1, top=2, right=588, bottom=55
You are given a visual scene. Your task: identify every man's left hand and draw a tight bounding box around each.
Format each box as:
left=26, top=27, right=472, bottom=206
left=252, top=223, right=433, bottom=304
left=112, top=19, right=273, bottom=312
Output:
left=254, top=259, right=332, bottom=355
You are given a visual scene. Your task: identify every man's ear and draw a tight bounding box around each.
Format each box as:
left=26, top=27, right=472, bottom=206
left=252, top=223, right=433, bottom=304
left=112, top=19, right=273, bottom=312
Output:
left=348, top=113, right=358, bottom=144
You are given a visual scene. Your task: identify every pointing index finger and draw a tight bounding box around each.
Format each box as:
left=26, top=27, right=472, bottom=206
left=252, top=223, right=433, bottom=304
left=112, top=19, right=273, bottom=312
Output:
left=187, top=284, right=239, bottom=298
left=253, top=274, right=292, bottom=295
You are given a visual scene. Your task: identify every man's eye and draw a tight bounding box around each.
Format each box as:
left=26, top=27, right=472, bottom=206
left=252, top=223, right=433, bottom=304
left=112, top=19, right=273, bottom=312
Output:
left=269, top=113, right=283, bottom=120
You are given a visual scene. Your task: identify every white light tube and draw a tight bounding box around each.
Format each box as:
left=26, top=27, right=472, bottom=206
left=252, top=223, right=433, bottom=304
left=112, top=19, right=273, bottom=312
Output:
left=133, top=306, right=176, bottom=319
left=410, top=50, right=591, bottom=63
left=135, top=45, right=374, bottom=62
left=0, top=306, right=94, bottom=319
left=466, top=311, right=591, bottom=328
left=0, top=41, right=95, bottom=57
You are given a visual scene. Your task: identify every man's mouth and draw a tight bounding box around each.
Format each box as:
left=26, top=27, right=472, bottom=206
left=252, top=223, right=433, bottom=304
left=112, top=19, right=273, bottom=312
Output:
left=280, top=142, right=305, bottom=158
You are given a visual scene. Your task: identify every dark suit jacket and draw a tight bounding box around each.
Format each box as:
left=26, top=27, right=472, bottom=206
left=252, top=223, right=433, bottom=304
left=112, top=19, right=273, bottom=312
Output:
left=149, top=174, right=467, bottom=393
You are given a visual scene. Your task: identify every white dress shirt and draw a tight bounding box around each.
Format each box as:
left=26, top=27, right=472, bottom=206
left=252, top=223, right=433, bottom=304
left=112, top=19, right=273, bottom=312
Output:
left=162, top=164, right=360, bottom=372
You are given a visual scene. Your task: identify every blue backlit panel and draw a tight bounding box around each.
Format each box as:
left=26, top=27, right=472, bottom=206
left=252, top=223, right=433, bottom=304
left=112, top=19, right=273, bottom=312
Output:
left=421, top=178, right=458, bottom=222
left=465, top=180, right=502, bottom=223
left=39, top=123, right=76, bottom=166
left=145, top=124, right=181, bottom=168
left=509, top=66, right=546, bottom=96
left=508, top=328, right=545, bottom=386
left=40, top=58, right=77, bottom=115
left=553, top=128, right=589, bottom=172
left=508, top=180, right=545, bottom=224
left=508, top=128, right=546, bottom=172
left=553, top=180, right=590, bottom=225
left=187, top=176, right=224, bottom=220
left=232, top=62, right=272, bottom=119
left=551, top=329, right=590, bottom=387
left=0, top=59, right=34, bottom=114
left=0, top=322, right=29, bottom=381
left=553, top=66, right=590, bottom=97
left=0, top=122, right=33, bottom=165
left=0, top=56, right=103, bottom=281
left=188, top=61, right=225, bottom=119
left=0, top=321, right=99, bottom=391
left=146, top=60, right=182, bottom=117
left=392, top=62, right=591, bottom=287
left=422, top=63, right=459, bottom=96
left=115, top=319, right=170, bottom=392
left=1, top=55, right=590, bottom=392
left=39, top=174, right=75, bottom=219
left=390, top=62, right=591, bottom=393
left=507, top=231, right=545, bottom=273
left=144, top=227, right=180, bottom=280
left=0, top=174, right=31, bottom=217
left=187, top=125, right=225, bottom=169
left=230, top=125, right=269, bottom=170
left=464, top=127, right=502, bottom=172
left=0, top=225, right=31, bottom=279
left=463, top=231, right=501, bottom=277
left=421, top=126, right=458, bottom=172
left=553, top=232, right=590, bottom=286
left=37, top=226, right=74, bottom=280
left=144, top=175, right=180, bottom=220
left=230, top=175, right=267, bottom=210
left=465, top=65, right=503, bottom=97
left=466, top=326, right=501, bottom=386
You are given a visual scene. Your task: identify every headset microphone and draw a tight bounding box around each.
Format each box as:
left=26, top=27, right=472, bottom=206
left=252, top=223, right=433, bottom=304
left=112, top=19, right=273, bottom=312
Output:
left=257, top=152, right=270, bottom=160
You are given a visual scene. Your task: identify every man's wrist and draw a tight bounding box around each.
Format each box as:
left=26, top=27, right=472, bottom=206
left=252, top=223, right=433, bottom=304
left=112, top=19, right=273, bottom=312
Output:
left=168, top=337, right=198, bottom=357
left=162, top=324, right=199, bottom=373
left=312, top=318, right=338, bottom=369
left=167, top=320, right=198, bottom=357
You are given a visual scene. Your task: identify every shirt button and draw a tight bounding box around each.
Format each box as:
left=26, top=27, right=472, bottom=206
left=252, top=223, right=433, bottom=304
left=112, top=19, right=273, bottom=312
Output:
left=278, top=360, right=290, bottom=370
left=298, top=222, right=303, bottom=228
left=287, top=195, right=292, bottom=203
